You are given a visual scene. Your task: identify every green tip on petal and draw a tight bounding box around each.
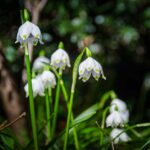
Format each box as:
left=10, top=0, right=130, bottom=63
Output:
left=36, top=34, right=39, bottom=38
left=22, top=34, right=27, bottom=40
left=58, top=41, right=64, bottom=49
left=102, top=75, right=106, bottom=80
left=95, top=76, right=99, bottom=81
left=115, top=105, right=119, bottom=111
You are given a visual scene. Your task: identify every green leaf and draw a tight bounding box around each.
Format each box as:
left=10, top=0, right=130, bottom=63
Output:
left=74, top=103, right=99, bottom=125
left=45, top=104, right=100, bottom=148
left=140, top=137, right=150, bottom=150
left=0, top=134, right=14, bottom=150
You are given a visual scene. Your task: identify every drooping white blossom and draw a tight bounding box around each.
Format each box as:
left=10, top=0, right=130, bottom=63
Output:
left=50, top=48, right=70, bottom=69
left=78, top=57, right=106, bottom=82
left=32, top=56, right=49, bottom=71
left=106, top=111, right=126, bottom=127
left=16, top=21, right=43, bottom=45
left=109, top=98, right=129, bottom=123
left=40, top=71, right=56, bottom=89
left=110, top=128, right=130, bottom=144
left=110, top=98, right=127, bottom=113
left=24, top=77, right=45, bottom=98
left=120, top=110, right=129, bottom=123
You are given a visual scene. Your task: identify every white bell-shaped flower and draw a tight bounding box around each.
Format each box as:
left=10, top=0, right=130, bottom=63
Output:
left=32, top=56, right=49, bottom=71
left=110, top=128, right=130, bottom=144
left=106, top=111, right=126, bottom=127
left=50, top=48, right=71, bottom=69
left=78, top=57, right=106, bottom=82
left=120, top=110, right=129, bottom=123
left=16, top=21, right=43, bottom=45
left=40, top=71, right=56, bottom=89
left=110, top=98, right=127, bottom=113
left=110, top=98, right=129, bottom=123
left=24, top=77, right=45, bottom=98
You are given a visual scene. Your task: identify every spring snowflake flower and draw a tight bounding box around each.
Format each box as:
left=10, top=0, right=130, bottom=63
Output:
left=106, top=111, right=126, bottom=127
left=78, top=57, right=106, bottom=82
left=110, top=128, right=130, bottom=144
left=32, top=56, right=49, bottom=71
left=50, top=49, right=70, bottom=69
left=121, top=110, right=129, bottom=123
left=109, top=98, right=129, bottom=123
left=110, top=98, right=127, bottom=113
left=16, top=21, right=43, bottom=45
left=24, top=77, right=44, bottom=98
left=41, top=71, right=56, bottom=89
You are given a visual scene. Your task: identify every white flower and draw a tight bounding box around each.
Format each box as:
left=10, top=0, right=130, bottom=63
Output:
left=24, top=77, right=44, bottom=98
left=50, top=48, right=70, bottom=69
left=106, top=111, right=126, bottom=127
left=110, top=98, right=127, bottom=113
left=32, top=56, right=49, bottom=71
left=78, top=57, right=106, bottom=82
left=16, top=21, right=43, bottom=45
left=110, top=128, right=130, bottom=144
left=120, top=110, right=129, bottom=123
left=40, top=71, right=56, bottom=89
left=110, top=98, right=129, bottom=123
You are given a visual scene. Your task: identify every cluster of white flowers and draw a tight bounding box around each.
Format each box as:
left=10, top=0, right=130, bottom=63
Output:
left=50, top=48, right=71, bottom=70
left=16, top=21, right=43, bottom=46
left=106, top=98, right=130, bottom=144
left=24, top=70, right=56, bottom=98
left=17, top=21, right=106, bottom=83
left=106, top=98, right=129, bottom=127
left=110, top=128, right=130, bottom=144
left=78, top=57, right=106, bottom=82
left=32, top=56, right=49, bottom=72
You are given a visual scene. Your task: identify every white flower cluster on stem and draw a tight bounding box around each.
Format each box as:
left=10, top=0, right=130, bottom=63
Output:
left=24, top=70, right=56, bottom=98
left=106, top=98, right=129, bottom=127
left=110, top=128, right=130, bottom=144
left=78, top=57, right=106, bottom=82
left=50, top=48, right=71, bottom=70
left=106, top=98, right=130, bottom=144
left=32, top=56, right=49, bottom=72
left=16, top=21, right=43, bottom=46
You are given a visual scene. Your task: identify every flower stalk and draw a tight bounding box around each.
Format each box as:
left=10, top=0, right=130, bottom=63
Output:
left=52, top=69, right=62, bottom=138
left=24, top=44, right=38, bottom=150
left=63, top=48, right=86, bottom=150
left=60, top=79, right=80, bottom=150
left=45, top=88, right=52, bottom=141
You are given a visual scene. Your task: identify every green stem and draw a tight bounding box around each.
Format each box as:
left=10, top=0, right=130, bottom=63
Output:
left=63, top=91, right=74, bottom=150
left=113, top=122, right=150, bottom=142
left=24, top=45, right=38, bottom=150
left=60, top=80, right=80, bottom=150
left=63, top=48, right=86, bottom=150
left=45, top=88, right=52, bottom=141
left=100, top=107, right=109, bottom=149
left=52, top=69, right=62, bottom=138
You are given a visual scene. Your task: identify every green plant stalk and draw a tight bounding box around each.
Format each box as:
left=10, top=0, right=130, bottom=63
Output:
left=45, top=88, right=52, bottom=140
left=63, top=48, right=86, bottom=150
left=113, top=122, right=150, bottom=142
left=100, top=107, right=109, bottom=149
left=52, top=69, right=62, bottom=138
left=60, top=80, right=80, bottom=150
left=63, top=91, right=74, bottom=150
left=24, top=45, right=38, bottom=150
